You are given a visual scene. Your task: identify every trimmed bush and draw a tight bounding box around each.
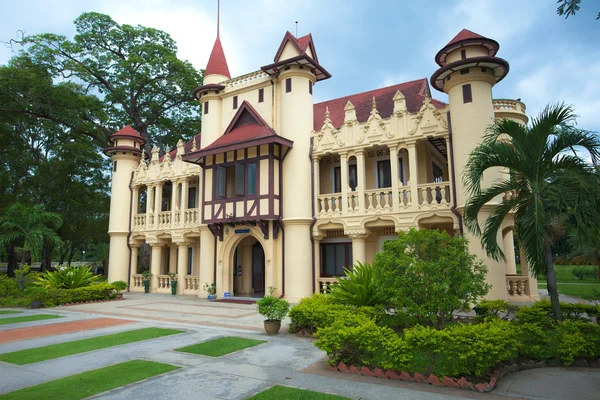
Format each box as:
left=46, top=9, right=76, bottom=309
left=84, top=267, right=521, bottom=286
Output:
left=474, top=300, right=519, bottom=321
left=41, top=282, right=116, bottom=307
left=515, top=299, right=599, bottom=324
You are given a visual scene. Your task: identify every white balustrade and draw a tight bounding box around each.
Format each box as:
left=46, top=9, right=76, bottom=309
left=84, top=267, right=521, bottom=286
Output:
left=184, top=275, right=200, bottom=292
left=397, top=187, right=412, bottom=209
left=317, top=194, right=343, bottom=216
left=317, top=277, right=338, bottom=294
left=133, top=215, right=146, bottom=229
left=184, top=209, right=199, bottom=225
left=346, top=192, right=359, bottom=213
left=506, top=275, right=530, bottom=299
left=364, top=189, right=393, bottom=212
left=493, top=99, right=526, bottom=114
left=131, top=274, right=144, bottom=292
left=417, top=182, right=451, bottom=208
left=157, top=212, right=171, bottom=226
left=225, top=70, right=269, bottom=91
left=157, top=275, right=171, bottom=290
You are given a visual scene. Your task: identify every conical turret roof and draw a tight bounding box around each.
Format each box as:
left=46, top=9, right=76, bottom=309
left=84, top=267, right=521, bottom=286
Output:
left=205, top=37, right=231, bottom=78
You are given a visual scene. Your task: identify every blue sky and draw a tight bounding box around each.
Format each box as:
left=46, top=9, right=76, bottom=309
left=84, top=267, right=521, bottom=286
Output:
left=1, top=0, right=599, bottom=133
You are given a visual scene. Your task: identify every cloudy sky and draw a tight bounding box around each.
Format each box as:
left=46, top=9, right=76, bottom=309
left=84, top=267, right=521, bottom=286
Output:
left=1, top=0, right=599, bottom=133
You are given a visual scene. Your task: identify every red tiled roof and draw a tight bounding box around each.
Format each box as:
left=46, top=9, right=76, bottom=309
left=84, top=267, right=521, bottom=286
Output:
left=111, top=125, right=144, bottom=140
left=313, top=78, right=446, bottom=131
left=205, top=37, right=231, bottom=78
left=445, top=29, right=485, bottom=47
left=273, top=31, right=319, bottom=63
left=160, top=133, right=200, bottom=161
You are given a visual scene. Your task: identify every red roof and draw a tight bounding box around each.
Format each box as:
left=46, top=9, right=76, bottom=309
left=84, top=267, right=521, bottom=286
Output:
left=445, top=29, right=485, bottom=47
left=160, top=133, right=201, bottom=161
left=273, top=31, right=319, bottom=63
left=110, top=125, right=145, bottom=144
left=313, top=79, right=446, bottom=131
left=205, top=37, right=231, bottom=78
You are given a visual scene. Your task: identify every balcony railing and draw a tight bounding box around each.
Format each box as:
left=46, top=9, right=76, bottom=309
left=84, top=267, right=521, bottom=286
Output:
left=184, top=275, right=200, bottom=293
left=132, top=208, right=199, bottom=231
left=506, top=275, right=530, bottom=299
left=417, top=182, right=451, bottom=208
left=131, top=274, right=144, bottom=292
left=317, top=277, right=338, bottom=293
left=493, top=99, right=526, bottom=114
left=365, top=189, right=393, bottom=213
left=317, top=194, right=343, bottom=217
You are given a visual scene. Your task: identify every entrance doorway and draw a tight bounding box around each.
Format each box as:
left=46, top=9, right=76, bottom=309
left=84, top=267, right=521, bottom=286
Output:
left=232, top=236, right=265, bottom=298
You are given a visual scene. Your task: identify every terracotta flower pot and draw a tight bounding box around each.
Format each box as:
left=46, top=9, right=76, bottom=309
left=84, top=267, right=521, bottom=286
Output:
left=264, top=320, right=281, bottom=335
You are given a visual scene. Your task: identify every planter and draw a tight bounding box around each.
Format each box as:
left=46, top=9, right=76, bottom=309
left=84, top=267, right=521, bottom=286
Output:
left=264, top=320, right=281, bottom=335
left=115, top=293, right=124, bottom=300
left=171, top=281, right=177, bottom=295
left=143, top=280, right=150, bottom=293
left=29, top=300, right=42, bottom=309
left=208, top=294, right=217, bottom=300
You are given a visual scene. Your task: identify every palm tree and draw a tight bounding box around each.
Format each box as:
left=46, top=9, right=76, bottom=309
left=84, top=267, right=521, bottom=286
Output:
left=463, top=104, right=600, bottom=322
left=0, top=203, right=63, bottom=276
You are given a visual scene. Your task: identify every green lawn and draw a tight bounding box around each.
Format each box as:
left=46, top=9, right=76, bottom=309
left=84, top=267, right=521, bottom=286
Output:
left=0, top=360, right=179, bottom=400
left=0, top=311, right=21, bottom=315
left=538, top=282, right=600, bottom=300
left=247, top=386, right=349, bottom=400
left=0, top=314, right=62, bottom=326
left=176, top=336, right=266, bottom=357
left=0, top=327, right=184, bottom=365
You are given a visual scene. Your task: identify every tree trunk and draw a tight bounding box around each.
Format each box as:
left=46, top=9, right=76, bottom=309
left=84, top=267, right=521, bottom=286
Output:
left=40, top=240, right=54, bottom=271
left=6, top=243, right=17, bottom=278
left=544, top=244, right=562, bottom=322
left=67, top=245, right=77, bottom=265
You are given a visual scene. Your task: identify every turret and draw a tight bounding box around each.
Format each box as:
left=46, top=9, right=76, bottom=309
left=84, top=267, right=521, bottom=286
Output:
left=431, top=29, right=510, bottom=300
left=104, top=126, right=146, bottom=284
left=260, top=31, right=331, bottom=301
left=194, top=37, right=231, bottom=148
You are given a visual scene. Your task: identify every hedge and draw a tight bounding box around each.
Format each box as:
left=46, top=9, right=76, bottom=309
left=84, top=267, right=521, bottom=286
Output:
left=43, top=283, right=117, bottom=307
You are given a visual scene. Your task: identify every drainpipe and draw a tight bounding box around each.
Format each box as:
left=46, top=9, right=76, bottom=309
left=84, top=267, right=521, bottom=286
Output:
left=447, top=112, right=464, bottom=236
left=309, top=137, right=317, bottom=294
left=126, top=171, right=134, bottom=291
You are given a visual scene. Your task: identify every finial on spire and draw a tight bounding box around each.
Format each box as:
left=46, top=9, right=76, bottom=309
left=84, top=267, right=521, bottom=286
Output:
left=217, top=0, right=221, bottom=37
left=295, top=21, right=298, bottom=37
left=372, top=96, right=377, bottom=109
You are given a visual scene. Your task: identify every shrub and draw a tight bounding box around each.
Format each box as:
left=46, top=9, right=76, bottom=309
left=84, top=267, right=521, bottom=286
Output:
left=373, top=228, right=489, bottom=329
left=329, top=262, right=389, bottom=307
left=315, top=318, right=412, bottom=370
left=404, top=320, right=520, bottom=377
left=36, top=265, right=100, bottom=289
left=555, top=321, right=600, bottom=365
left=43, top=282, right=116, bottom=307
left=288, top=294, right=383, bottom=334
left=111, top=280, right=127, bottom=294
left=0, top=274, right=20, bottom=298
left=257, top=296, right=290, bottom=321
left=516, top=299, right=599, bottom=324
left=474, top=300, right=519, bottom=321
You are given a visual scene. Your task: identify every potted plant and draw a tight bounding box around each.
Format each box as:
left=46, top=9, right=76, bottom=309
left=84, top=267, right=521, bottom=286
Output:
left=142, top=271, right=152, bottom=293
left=168, top=272, right=177, bottom=295
left=257, top=295, right=290, bottom=335
left=112, top=280, right=127, bottom=300
left=203, top=282, right=216, bottom=300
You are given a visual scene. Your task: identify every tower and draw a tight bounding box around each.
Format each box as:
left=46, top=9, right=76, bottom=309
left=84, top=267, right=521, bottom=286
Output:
left=261, top=32, right=331, bottom=301
left=104, top=126, right=146, bottom=284
left=431, top=29, right=510, bottom=299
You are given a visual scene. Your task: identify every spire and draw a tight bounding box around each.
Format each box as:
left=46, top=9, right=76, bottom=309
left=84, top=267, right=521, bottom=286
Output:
left=205, top=37, right=231, bottom=78
left=444, top=29, right=485, bottom=47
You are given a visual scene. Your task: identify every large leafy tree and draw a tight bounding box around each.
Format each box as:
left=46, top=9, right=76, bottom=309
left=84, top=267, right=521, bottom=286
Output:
left=0, top=203, right=63, bottom=277
left=463, top=104, right=600, bottom=322
left=557, top=0, right=599, bottom=20
left=13, top=12, right=203, bottom=151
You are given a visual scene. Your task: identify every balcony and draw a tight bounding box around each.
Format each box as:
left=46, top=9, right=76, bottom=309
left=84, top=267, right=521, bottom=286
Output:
left=493, top=99, right=528, bottom=125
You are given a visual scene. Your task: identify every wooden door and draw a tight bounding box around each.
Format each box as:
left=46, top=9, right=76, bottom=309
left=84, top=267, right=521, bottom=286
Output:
left=252, top=242, right=265, bottom=294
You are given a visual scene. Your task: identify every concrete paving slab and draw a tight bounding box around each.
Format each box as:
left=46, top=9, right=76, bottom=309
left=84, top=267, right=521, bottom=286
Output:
left=493, top=367, right=600, bottom=400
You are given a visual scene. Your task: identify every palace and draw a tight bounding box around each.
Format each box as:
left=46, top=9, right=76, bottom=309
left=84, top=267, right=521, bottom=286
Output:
left=104, top=27, right=539, bottom=302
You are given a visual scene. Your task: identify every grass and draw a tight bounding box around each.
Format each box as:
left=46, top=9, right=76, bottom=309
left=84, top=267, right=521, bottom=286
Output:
left=537, top=264, right=599, bottom=284
left=0, top=327, right=184, bottom=365
left=0, top=314, right=62, bottom=326
left=538, top=282, right=600, bottom=301
left=0, top=310, right=21, bottom=315
left=247, top=386, right=349, bottom=400
left=0, top=360, right=179, bottom=400
left=176, top=336, right=266, bottom=357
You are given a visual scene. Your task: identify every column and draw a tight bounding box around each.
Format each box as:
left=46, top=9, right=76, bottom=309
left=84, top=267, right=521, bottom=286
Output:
left=389, top=145, right=399, bottom=212
left=356, top=150, right=366, bottom=214
left=444, top=136, right=454, bottom=204
left=154, top=182, right=163, bottom=227
left=147, top=184, right=155, bottom=226
left=313, top=235, right=323, bottom=293
left=199, top=226, right=215, bottom=297
left=168, top=244, right=177, bottom=274
left=129, top=245, right=139, bottom=291
left=407, top=143, right=418, bottom=208
left=504, top=229, right=517, bottom=275
left=176, top=242, right=189, bottom=294
left=132, top=186, right=140, bottom=216
left=150, top=243, right=162, bottom=292
left=181, top=179, right=189, bottom=225
left=350, top=234, right=367, bottom=266
left=340, top=152, right=348, bottom=215
left=170, top=181, right=177, bottom=227
left=313, top=157, right=320, bottom=214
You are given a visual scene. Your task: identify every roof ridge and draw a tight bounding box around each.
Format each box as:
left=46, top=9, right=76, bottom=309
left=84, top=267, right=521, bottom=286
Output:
left=314, top=78, right=429, bottom=106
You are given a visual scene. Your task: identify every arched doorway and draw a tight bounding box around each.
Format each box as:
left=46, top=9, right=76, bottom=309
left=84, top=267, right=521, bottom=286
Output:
left=232, top=236, right=265, bottom=298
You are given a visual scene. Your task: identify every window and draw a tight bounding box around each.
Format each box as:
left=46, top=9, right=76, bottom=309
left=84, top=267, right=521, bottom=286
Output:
left=320, top=242, right=352, bottom=276
left=187, top=246, right=193, bottom=275
left=398, top=157, right=406, bottom=186
left=233, top=95, right=238, bottom=109
left=377, top=159, right=391, bottom=188
left=258, top=88, right=264, bottom=103
left=333, top=166, right=341, bottom=193
left=460, top=49, right=466, bottom=60
left=286, top=78, right=292, bottom=93
left=113, top=161, right=117, bottom=172
left=247, top=163, right=257, bottom=195
left=460, top=68, right=469, bottom=75
left=349, top=164, right=357, bottom=191
left=235, top=163, right=245, bottom=196
left=204, top=101, right=209, bottom=114
left=216, top=165, right=226, bottom=198
left=188, top=186, right=197, bottom=208
left=462, top=84, right=472, bottom=103
left=138, top=190, right=147, bottom=213
left=432, top=162, right=444, bottom=182
left=309, top=81, right=313, bottom=95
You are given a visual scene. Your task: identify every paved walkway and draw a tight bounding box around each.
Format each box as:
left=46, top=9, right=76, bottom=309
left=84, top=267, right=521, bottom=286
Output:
left=0, top=294, right=598, bottom=399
